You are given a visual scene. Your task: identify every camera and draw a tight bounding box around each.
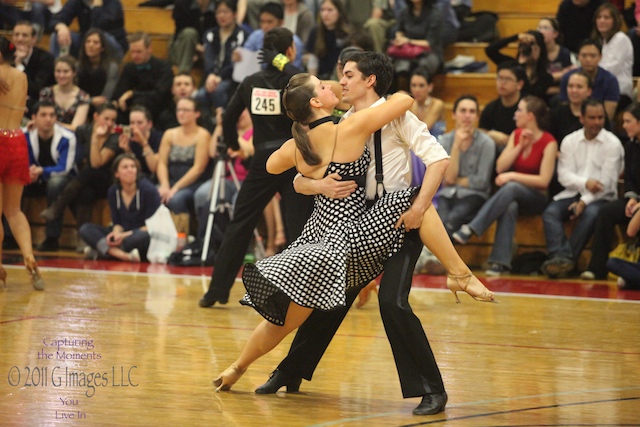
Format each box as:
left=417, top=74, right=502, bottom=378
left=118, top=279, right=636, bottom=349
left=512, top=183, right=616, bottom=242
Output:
left=518, top=42, right=533, bottom=57
left=113, top=125, right=131, bottom=137
left=216, top=135, right=227, bottom=157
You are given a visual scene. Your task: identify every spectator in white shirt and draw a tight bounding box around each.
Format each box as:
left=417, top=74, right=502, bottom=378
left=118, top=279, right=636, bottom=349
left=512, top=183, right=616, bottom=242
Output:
left=541, top=99, right=624, bottom=278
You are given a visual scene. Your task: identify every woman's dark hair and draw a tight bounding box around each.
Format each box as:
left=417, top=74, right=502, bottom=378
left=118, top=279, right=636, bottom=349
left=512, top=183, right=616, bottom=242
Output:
left=568, top=70, right=593, bottom=89
left=283, top=73, right=321, bottom=165
left=78, top=28, right=112, bottom=71
left=55, top=55, right=78, bottom=74
left=591, top=2, right=622, bottom=43
left=314, top=0, right=351, bottom=59
left=111, top=153, right=141, bottom=187
left=410, top=66, right=433, bottom=85
left=625, top=102, right=640, bottom=121
left=0, top=36, right=16, bottom=62
left=522, top=95, right=551, bottom=131
left=453, top=94, right=479, bottom=113
left=539, top=17, right=563, bottom=45
left=522, top=30, right=548, bottom=85
left=264, top=27, right=294, bottom=54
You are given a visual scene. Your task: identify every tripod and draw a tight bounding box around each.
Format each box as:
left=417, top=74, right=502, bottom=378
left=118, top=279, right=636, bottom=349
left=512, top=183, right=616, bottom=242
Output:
left=201, top=148, right=265, bottom=264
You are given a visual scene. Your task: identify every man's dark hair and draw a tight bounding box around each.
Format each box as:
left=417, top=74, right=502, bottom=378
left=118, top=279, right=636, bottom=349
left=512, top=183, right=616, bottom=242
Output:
left=344, top=51, right=393, bottom=97
left=453, top=94, right=479, bottom=113
left=578, top=38, right=602, bottom=54
left=14, top=20, right=37, bottom=37
left=32, top=101, right=57, bottom=116
left=580, top=98, right=604, bottom=116
left=260, top=2, right=284, bottom=20
left=264, top=27, right=293, bottom=55
left=497, top=61, right=528, bottom=84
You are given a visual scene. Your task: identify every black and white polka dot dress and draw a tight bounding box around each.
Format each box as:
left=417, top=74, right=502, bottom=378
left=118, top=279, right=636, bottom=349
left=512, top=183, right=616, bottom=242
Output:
left=241, top=147, right=418, bottom=325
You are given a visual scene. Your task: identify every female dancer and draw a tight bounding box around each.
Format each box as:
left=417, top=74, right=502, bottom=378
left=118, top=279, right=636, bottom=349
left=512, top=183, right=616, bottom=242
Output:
left=0, top=36, right=44, bottom=290
left=213, top=73, right=494, bottom=391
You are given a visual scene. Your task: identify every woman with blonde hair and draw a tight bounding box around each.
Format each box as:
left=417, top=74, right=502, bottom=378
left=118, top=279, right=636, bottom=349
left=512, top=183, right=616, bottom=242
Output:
left=0, top=36, right=44, bottom=290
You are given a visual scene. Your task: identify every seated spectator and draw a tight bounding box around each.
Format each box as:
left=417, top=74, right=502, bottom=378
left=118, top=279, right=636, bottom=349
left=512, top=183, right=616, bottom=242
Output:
left=80, top=154, right=161, bottom=262
left=361, top=0, right=395, bottom=53
left=117, top=105, right=163, bottom=180
left=76, top=28, right=119, bottom=112
left=282, top=0, right=315, bottom=46
left=550, top=71, right=594, bottom=144
left=536, top=17, right=574, bottom=92
left=156, top=98, right=211, bottom=235
left=157, top=73, right=215, bottom=132
left=559, top=39, right=620, bottom=122
left=112, top=32, right=174, bottom=124
left=479, top=62, right=526, bottom=150
left=39, top=56, right=90, bottom=132
left=581, top=103, right=640, bottom=280
left=453, top=96, right=558, bottom=276
left=437, top=95, right=495, bottom=236
left=592, top=2, right=634, bottom=107
left=40, top=104, right=124, bottom=250
left=22, top=102, right=77, bottom=252
left=196, top=0, right=250, bottom=112
left=239, top=2, right=305, bottom=69
left=607, top=204, right=640, bottom=289
left=305, top=0, right=353, bottom=79
left=49, top=0, right=128, bottom=61
left=11, top=21, right=54, bottom=116
left=389, top=0, right=443, bottom=80
left=556, top=0, right=605, bottom=53
left=169, top=0, right=216, bottom=73
left=409, top=66, right=444, bottom=136
left=541, top=99, right=624, bottom=278
left=485, top=30, right=553, bottom=101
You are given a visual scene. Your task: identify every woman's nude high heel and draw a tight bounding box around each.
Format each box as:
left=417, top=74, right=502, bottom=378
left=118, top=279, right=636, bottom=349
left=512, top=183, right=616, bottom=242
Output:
left=447, top=273, right=496, bottom=303
left=213, top=364, right=246, bottom=392
left=25, top=257, right=45, bottom=291
left=0, top=267, right=6, bottom=288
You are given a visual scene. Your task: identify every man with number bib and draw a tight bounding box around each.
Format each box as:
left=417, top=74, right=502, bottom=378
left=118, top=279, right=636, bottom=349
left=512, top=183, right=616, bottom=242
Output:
left=199, top=27, right=313, bottom=307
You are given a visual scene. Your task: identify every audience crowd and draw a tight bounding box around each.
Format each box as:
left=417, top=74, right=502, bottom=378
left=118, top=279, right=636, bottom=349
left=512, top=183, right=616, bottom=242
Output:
left=1, top=0, right=639, bottom=287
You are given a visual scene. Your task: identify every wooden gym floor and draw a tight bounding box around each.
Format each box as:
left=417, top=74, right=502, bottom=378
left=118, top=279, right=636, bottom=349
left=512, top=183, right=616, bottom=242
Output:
left=1, top=255, right=639, bottom=426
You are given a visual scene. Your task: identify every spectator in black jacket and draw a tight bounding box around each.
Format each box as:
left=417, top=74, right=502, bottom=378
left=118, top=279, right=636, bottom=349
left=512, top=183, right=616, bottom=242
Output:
left=485, top=30, right=554, bottom=101
left=49, top=0, right=128, bottom=60
left=169, top=0, right=217, bottom=73
left=112, top=32, right=174, bottom=124
left=11, top=21, right=55, bottom=116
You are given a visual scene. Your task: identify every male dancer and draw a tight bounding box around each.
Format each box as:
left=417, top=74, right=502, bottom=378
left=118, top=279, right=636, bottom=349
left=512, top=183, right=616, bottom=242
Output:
left=255, top=51, right=451, bottom=416
left=198, top=28, right=314, bottom=307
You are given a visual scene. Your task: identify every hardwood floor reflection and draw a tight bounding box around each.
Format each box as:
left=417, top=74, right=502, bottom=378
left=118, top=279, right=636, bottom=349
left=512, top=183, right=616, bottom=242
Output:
left=1, top=265, right=639, bottom=426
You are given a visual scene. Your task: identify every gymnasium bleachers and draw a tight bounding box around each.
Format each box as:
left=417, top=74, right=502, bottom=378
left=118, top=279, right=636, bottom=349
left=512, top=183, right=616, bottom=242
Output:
left=7, top=0, right=607, bottom=267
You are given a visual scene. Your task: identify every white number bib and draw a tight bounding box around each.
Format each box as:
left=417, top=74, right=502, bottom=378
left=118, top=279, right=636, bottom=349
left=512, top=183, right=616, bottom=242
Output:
left=251, top=87, right=282, bottom=116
